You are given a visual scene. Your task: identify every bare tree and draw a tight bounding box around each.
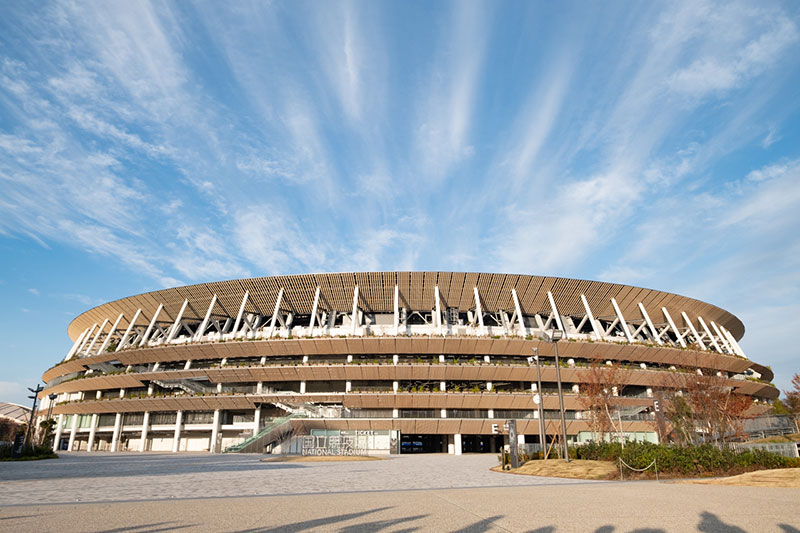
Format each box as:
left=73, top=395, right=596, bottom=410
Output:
left=785, top=372, right=800, bottom=433
left=577, top=361, right=630, bottom=443
left=662, top=371, right=753, bottom=446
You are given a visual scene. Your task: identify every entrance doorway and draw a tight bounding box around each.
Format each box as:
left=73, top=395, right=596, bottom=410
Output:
left=399, top=434, right=444, bottom=453
left=461, top=434, right=503, bottom=453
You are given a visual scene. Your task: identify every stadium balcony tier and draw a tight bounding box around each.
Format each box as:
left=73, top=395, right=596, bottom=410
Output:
left=40, top=272, right=776, bottom=455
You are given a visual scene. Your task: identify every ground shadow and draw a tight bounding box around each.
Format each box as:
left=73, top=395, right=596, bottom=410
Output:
left=235, top=506, right=395, bottom=532
left=698, top=511, right=747, bottom=533
left=104, top=522, right=197, bottom=532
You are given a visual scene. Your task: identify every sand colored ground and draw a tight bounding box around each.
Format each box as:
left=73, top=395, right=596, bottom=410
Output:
left=492, top=458, right=618, bottom=480
left=260, top=455, right=384, bottom=462
left=678, top=467, right=800, bottom=488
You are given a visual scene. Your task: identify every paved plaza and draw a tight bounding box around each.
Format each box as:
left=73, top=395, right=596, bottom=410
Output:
left=1, top=453, right=799, bottom=532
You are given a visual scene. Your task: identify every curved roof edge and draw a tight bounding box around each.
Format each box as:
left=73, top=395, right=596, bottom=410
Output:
left=67, top=271, right=745, bottom=342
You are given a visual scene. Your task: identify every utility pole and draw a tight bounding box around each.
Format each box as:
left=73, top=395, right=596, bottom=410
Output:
left=529, top=348, right=547, bottom=459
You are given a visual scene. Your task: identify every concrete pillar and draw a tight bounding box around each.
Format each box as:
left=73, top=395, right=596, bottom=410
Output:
left=572, top=384, right=579, bottom=394
left=52, top=414, right=64, bottom=452
left=454, top=433, right=462, bottom=455
left=439, top=381, right=446, bottom=392
left=257, top=381, right=263, bottom=394
left=486, top=381, right=493, bottom=392
left=300, top=381, right=307, bottom=394
left=393, top=381, right=399, bottom=393
left=440, top=408, right=447, bottom=418
left=87, top=414, right=98, bottom=451
left=393, top=354, right=399, bottom=365
left=210, top=409, right=221, bottom=453
left=488, top=409, right=494, bottom=418
left=260, top=356, right=267, bottom=365
left=346, top=380, right=352, bottom=392
left=392, top=408, right=399, bottom=418
left=347, top=354, right=353, bottom=363
left=216, top=382, right=223, bottom=394
left=253, top=406, right=261, bottom=436
left=483, top=355, right=491, bottom=363
left=147, top=384, right=154, bottom=396
left=184, top=359, right=192, bottom=370
left=152, top=362, right=160, bottom=371
left=67, top=414, right=78, bottom=451
left=439, top=355, right=445, bottom=363
left=139, top=412, right=150, bottom=452
left=172, top=411, right=182, bottom=453
left=221, top=358, right=228, bottom=366
left=302, top=355, right=308, bottom=364
left=111, top=413, right=122, bottom=452
left=447, top=435, right=455, bottom=454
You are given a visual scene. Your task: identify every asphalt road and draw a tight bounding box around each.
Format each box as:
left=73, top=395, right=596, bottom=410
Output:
left=1, top=453, right=798, bottom=532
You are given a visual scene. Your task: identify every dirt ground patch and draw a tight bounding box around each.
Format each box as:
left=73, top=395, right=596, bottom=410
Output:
left=260, top=455, right=385, bottom=463
left=677, top=468, right=800, bottom=488
left=492, top=459, right=617, bottom=480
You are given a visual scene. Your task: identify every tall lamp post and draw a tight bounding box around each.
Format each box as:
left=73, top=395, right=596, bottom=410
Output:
left=23, top=384, right=44, bottom=449
left=529, top=348, right=547, bottom=460
left=548, top=330, right=570, bottom=462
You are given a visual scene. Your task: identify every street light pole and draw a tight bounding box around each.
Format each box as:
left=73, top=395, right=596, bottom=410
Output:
left=549, top=330, right=570, bottom=462
left=530, top=348, right=547, bottom=460
left=24, top=384, right=44, bottom=449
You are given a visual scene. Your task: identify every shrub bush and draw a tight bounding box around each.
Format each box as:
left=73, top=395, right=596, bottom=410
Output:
left=574, top=441, right=797, bottom=477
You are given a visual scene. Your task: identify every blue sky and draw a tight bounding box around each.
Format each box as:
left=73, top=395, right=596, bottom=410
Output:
left=1, top=1, right=799, bottom=406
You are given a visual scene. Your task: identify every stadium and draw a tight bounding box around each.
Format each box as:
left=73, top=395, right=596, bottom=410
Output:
left=39, top=272, right=777, bottom=455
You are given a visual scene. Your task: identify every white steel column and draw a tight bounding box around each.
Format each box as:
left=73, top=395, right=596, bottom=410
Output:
left=111, top=413, right=122, bottom=452
left=547, top=291, right=567, bottom=337
left=267, top=288, right=284, bottom=338
left=232, top=291, right=249, bottom=339
left=140, top=304, right=164, bottom=346
left=435, top=285, right=443, bottom=333
left=681, top=312, right=706, bottom=350
left=662, top=308, right=686, bottom=348
left=52, top=414, right=64, bottom=452
left=351, top=286, right=359, bottom=336
left=85, top=318, right=109, bottom=354
left=638, top=303, right=662, bottom=345
left=67, top=414, right=79, bottom=451
left=610, top=298, right=633, bottom=342
left=393, top=285, right=400, bottom=336
left=710, top=321, right=732, bottom=353
left=172, top=411, right=183, bottom=453
left=253, top=406, right=261, bottom=436
left=65, top=328, right=90, bottom=361
left=98, top=313, right=124, bottom=354
left=210, top=410, right=221, bottom=453
left=77, top=323, right=98, bottom=355
left=87, top=414, right=98, bottom=451
left=697, top=316, right=722, bottom=352
left=474, top=287, right=485, bottom=336
left=580, top=294, right=603, bottom=340
left=139, top=412, right=150, bottom=452
left=117, top=309, right=142, bottom=351
left=512, top=289, right=527, bottom=337
left=166, top=299, right=189, bottom=343
left=309, top=287, right=320, bottom=332
left=195, top=294, right=217, bottom=341
left=454, top=433, right=462, bottom=455
left=720, top=325, right=746, bottom=357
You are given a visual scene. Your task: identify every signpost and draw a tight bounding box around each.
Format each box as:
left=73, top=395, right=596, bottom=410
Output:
left=491, top=420, right=519, bottom=469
